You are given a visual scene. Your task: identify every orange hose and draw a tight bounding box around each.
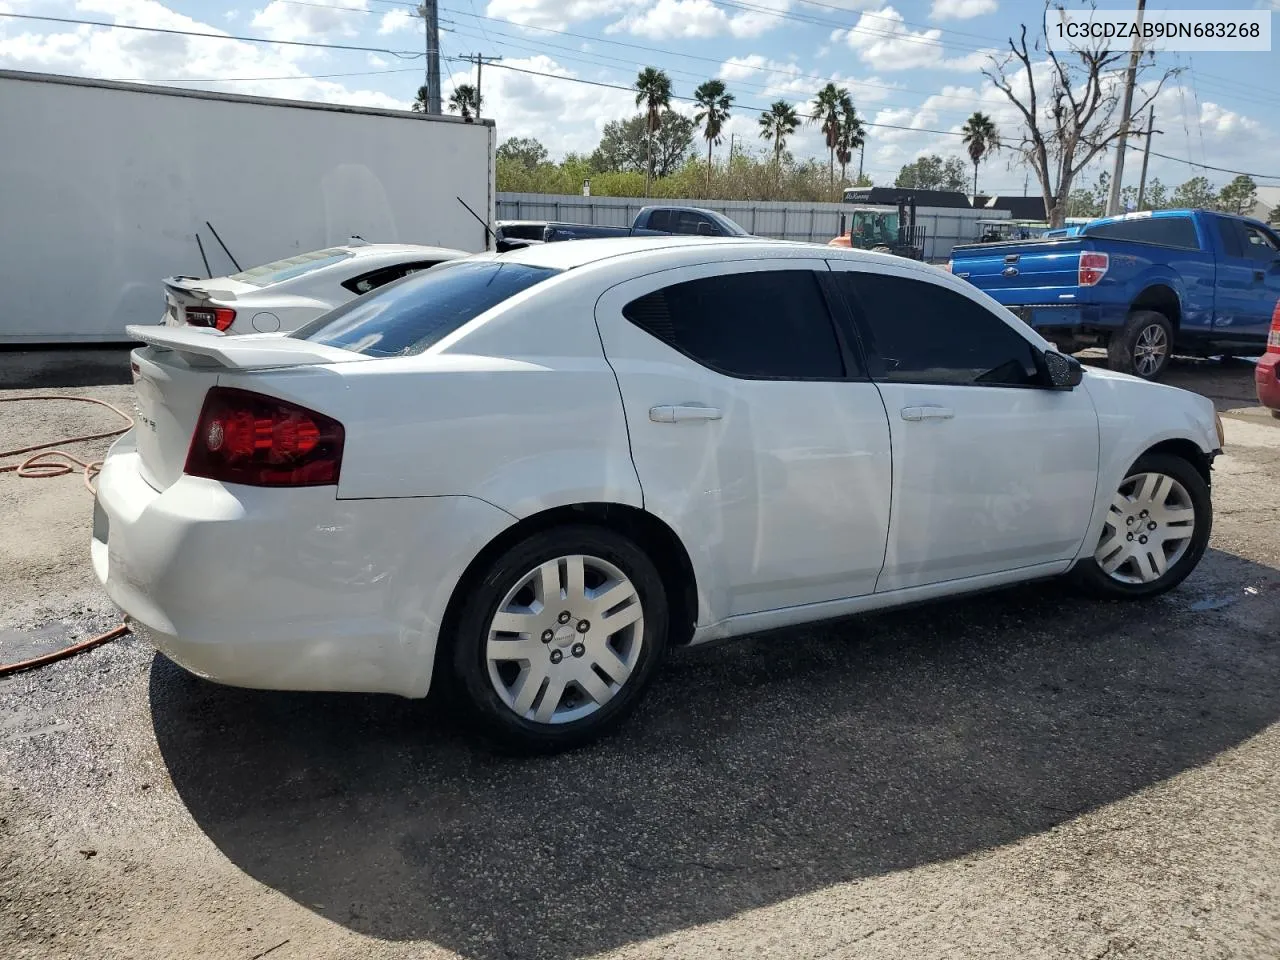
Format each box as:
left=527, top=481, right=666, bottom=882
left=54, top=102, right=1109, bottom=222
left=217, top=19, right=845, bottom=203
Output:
left=0, top=625, right=131, bottom=677
left=0, top=395, right=134, bottom=670
left=0, top=395, right=134, bottom=493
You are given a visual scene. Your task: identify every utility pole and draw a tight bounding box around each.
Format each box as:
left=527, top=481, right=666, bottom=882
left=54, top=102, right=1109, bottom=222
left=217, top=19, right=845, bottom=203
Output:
left=416, top=1, right=441, bottom=114
left=1136, top=108, right=1163, bottom=209
left=466, top=53, right=502, bottom=119
left=858, top=142, right=865, bottom=181
left=728, top=133, right=737, bottom=166
left=1106, top=0, right=1146, bottom=216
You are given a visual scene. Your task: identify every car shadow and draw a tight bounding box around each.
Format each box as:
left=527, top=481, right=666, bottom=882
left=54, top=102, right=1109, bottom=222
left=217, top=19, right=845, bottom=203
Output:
left=150, top=548, right=1280, bottom=960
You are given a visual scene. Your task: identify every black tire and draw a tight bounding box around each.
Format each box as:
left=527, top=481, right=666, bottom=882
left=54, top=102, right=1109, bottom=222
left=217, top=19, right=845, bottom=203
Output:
left=1071, top=452, right=1212, bottom=600
left=450, top=524, right=669, bottom=752
left=1107, top=309, right=1174, bottom=380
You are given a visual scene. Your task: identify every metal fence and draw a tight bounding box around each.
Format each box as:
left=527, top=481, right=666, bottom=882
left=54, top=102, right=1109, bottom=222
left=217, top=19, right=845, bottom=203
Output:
left=496, top=193, right=1008, bottom=261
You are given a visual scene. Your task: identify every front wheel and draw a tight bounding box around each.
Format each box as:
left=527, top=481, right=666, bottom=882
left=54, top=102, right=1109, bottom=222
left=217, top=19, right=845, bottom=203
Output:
left=1072, top=453, right=1212, bottom=599
left=451, top=525, right=669, bottom=752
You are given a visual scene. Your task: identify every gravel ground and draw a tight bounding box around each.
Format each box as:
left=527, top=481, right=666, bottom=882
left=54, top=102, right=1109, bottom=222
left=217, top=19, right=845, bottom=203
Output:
left=1, top=350, right=1278, bottom=960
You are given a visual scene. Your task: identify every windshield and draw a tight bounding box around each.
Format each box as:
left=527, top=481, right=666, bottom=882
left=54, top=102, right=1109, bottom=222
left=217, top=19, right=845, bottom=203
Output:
left=291, top=260, right=561, bottom=357
left=230, top=248, right=354, bottom=287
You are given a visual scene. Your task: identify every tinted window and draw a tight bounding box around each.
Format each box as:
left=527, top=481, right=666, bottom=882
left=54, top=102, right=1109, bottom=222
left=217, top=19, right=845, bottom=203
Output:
left=836, top=272, right=1041, bottom=387
left=294, top=260, right=559, bottom=357
left=645, top=209, right=674, bottom=232
left=341, top=261, right=441, bottom=296
left=1239, top=223, right=1280, bottom=261
left=1217, top=218, right=1244, bottom=258
left=1084, top=216, right=1200, bottom=250
left=231, top=248, right=353, bottom=287
left=622, top=270, right=846, bottom=379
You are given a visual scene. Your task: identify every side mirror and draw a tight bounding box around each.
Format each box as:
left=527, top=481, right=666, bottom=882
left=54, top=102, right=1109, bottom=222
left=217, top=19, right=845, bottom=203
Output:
left=1044, top=350, right=1084, bottom=390
left=696, top=222, right=715, bottom=236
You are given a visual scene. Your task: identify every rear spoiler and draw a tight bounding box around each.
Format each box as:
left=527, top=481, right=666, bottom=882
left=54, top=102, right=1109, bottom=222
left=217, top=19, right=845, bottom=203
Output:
left=162, top=276, right=240, bottom=302
left=126, top=324, right=364, bottom=370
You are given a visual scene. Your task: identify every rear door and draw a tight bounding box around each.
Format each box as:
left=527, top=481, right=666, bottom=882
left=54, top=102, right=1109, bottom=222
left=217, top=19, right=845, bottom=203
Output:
left=827, top=261, right=1100, bottom=592
left=595, top=258, right=892, bottom=621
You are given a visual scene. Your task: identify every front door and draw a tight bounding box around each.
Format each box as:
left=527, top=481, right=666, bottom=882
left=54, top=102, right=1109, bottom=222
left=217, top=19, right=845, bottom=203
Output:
left=594, top=258, right=893, bottom=623
left=827, top=261, right=1101, bottom=592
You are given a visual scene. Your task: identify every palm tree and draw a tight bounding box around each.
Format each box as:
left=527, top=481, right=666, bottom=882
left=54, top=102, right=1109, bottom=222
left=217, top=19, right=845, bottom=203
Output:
left=634, top=67, right=673, bottom=196
left=758, top=100, right=800, bottom=197
left=693, top=79, right=734, bottom=198
left=411, top=85, right=428, bottom=113
left=961, top=111, right=1000, bottom=196
left=809, top=83, right=851, bottom=190
left=835, top=101, right=865, bottom=185
left=447, top=83, right=481, bottom=122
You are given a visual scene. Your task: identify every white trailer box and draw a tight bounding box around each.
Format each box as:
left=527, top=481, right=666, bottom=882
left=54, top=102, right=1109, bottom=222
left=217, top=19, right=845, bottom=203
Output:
left=0, top=70, right=495, bottom=344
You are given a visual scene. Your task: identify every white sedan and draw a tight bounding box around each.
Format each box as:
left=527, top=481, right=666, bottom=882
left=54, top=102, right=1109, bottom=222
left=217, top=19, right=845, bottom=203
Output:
left=95, top=237, right=1223, bottom=750
left=161, top=240, right=466, bottom=335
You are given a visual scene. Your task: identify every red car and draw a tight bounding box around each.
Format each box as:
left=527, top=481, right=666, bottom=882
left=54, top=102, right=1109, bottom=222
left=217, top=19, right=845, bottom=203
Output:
left=1258, top=300, right=1280, bottom=418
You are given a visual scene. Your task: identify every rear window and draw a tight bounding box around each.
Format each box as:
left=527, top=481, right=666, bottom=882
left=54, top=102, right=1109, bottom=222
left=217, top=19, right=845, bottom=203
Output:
left=230, top=248, right=354, bottom=287
left=1084, top=216, right=1200, bottom=250
left=292, top=260, right=560, bottom=357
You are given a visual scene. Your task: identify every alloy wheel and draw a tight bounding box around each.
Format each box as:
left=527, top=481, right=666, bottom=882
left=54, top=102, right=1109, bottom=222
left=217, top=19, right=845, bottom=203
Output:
left=1094, top=471, right=1197, bottom=584
left=485, top=554, right=645, bottom=724
left=1133, top=323, right=1169, bottom=377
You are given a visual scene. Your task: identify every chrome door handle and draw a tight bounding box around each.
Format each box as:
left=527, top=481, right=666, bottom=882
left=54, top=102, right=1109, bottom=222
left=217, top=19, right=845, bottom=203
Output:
left=649, top=404, right=723, bottom=423
left=900, top=405, right=954, bottom=421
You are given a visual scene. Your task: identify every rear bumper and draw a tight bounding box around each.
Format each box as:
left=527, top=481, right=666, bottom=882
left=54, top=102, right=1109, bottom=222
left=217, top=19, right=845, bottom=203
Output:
left=1257, top=353, right=1280, bottom=411
left=92, top=432, right=514, bottom=698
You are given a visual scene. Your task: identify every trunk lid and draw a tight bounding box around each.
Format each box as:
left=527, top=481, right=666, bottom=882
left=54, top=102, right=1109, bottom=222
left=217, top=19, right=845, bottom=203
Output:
left=126, top=325, right=365, bottom=491
left=949, top=238, right=1088, bottom=306
left=161, top=277, right=256, bottom=327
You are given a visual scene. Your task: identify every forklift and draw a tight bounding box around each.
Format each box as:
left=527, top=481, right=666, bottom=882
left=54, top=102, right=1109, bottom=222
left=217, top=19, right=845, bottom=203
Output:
left=829, top=194, right=926, bottom=260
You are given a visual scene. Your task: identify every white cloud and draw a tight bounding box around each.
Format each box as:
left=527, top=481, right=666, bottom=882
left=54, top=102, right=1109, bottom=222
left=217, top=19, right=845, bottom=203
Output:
left=929, top=0, right=996, bottom=20
left=608, top=0, right=792, bottom=40
left=0, top=0, right=405, bottom=108
left=377, top=9, right=414, bottom=35
left=485, top=0, right=639, bottom=31
left=833, top=6, right=997, bottom=72
left=251, top=0, right=369, bottom=43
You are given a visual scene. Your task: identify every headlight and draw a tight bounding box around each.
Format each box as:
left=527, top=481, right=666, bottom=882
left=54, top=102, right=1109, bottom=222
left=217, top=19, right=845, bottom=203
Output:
left=1215, top=411, right=1226, bottom=449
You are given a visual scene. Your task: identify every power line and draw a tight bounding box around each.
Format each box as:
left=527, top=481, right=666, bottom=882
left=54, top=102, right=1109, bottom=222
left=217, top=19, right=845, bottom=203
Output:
left=104, top=66, right=421, bottom=84
left=0, top=12, right=425, bottom=59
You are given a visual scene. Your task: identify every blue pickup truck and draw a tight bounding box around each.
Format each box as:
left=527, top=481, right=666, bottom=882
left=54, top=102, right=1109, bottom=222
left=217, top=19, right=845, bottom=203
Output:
left=948, top=209, right=1280, bottom=379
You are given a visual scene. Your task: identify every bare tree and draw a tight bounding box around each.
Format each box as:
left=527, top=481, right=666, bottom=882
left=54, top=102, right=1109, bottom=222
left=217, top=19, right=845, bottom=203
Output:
left=983, top=2, right=1179, bottom=227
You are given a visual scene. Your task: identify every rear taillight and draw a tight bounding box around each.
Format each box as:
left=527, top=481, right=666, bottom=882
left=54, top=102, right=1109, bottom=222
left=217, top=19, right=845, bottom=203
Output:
left=1078, top=251, right=1109, bottom=287
left=1267, top=300, right=1280, bottom=353
left=184, top=387, right=344, bottom=487
left=186, top=306, right=237, bottom=331
left=944, top=260, right=953, bottom=273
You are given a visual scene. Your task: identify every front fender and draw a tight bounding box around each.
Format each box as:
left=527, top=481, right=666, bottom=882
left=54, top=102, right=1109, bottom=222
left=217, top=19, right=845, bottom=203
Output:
left=1074, top=368, right=1218, bottom=562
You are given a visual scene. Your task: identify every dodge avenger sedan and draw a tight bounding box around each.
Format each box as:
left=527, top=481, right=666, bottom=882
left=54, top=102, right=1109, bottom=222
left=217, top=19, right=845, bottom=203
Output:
left=94, top=237, right=1223, bottom=750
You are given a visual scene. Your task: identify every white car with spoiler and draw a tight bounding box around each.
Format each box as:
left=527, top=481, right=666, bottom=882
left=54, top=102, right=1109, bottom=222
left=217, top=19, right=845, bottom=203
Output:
left=95, top=238, right=1224, bottom=752
left=161, top=240, right=466, bottom=335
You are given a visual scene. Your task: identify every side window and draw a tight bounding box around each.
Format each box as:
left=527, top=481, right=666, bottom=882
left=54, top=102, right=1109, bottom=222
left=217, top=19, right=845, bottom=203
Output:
left=1217, top=219, right=1244, bottom=258
left=622, top=270, right=848, bottom=379
left=836, top=272, right=1042, bottom=387
left=645, top=209, right=673, bottom=232
left=1239, top=223, right=1280, bottom=262
left=342, top=261, right=440, bottom=296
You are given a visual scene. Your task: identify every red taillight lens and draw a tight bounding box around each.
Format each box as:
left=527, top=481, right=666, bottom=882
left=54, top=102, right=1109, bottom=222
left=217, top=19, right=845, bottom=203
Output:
left=1267, top=300, right=1280, bottom=353
left=184, top=387, right=343, bottom=487
left=1078, top=251, right=1109, bottom=287
left=185, top=306, right=237, bottom=331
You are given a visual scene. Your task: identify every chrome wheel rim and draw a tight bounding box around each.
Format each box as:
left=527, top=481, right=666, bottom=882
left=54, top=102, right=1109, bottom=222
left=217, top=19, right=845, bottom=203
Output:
left=1095, top=472, right=1196, bottom=584
left=486, top=555, right=644, bottom=725
left=1133, top=323, right=1168, bottom=377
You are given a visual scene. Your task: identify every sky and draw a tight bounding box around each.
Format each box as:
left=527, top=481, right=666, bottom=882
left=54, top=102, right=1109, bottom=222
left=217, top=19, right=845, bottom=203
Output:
left=2, top=0, right=1280, bottom=196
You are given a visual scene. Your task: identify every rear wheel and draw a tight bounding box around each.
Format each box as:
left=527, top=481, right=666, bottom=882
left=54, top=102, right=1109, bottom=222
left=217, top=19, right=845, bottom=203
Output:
left=1072, top=453, right=1211, bottom=599
left=1108, top=310, right=1173, bottom=380
left=451, top=525, right=668, bottom=751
